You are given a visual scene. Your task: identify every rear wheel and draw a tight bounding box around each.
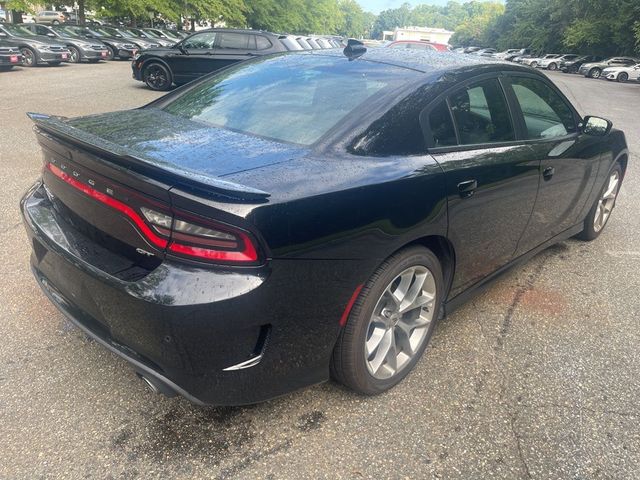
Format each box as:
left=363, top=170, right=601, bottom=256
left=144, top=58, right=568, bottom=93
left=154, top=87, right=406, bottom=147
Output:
left=331, top=246, right=443, bottom=395
left=577, top=165, right=622, bottom=241
left=21, top=47, right=36, bottom=67
left=588, top=68, right=601, bottom=79
left=143, top=62, right=173, bottom=91
left=618, top=72, right=628, bottom=82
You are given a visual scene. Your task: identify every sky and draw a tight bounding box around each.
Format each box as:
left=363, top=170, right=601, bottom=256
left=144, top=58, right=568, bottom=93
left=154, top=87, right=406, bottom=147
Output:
left=359, top=0, right=451, bottom=14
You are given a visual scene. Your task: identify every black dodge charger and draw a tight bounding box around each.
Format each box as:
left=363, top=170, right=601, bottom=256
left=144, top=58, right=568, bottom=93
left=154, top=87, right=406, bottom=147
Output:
left=22, top=47, right=627, bottom=406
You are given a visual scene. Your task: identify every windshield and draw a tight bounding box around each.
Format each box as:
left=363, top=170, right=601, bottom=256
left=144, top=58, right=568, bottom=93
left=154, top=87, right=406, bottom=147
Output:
left=53, top=26, right=79, bottom=37
left=3, top=24, right=36, bottom=36
left=97, top=27, right=121, bottom=37
left=163, top=54, right=412, bottom=145
left=121, top=28, right=141, bottom=37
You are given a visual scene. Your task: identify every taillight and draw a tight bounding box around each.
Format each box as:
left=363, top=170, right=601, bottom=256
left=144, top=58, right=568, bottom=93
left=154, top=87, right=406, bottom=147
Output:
left=47, top=162, right=260, bottom=265
left=141, top=207, right=259, bottom=264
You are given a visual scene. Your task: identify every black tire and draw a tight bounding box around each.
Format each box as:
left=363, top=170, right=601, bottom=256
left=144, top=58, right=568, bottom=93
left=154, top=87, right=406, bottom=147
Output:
left=68, top=46, right=80, bottom=63
left=588, top=68, right=601, bottom=79
left=21, top=47, right=36, bottom=67
left=618, top=72, right=628, bottom=82
left=577, top=164, right=622, bottom=241
left=143, top=62, right=173, bottom=91
left=331, top=246, right=444, bottom=395
left=105, top=45, right=115, bottom=61
left=548, top=62, right=557, bottom=71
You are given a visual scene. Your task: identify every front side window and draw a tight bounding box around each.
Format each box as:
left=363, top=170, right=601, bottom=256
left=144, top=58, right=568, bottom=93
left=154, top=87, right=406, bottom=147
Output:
left=448, top=79, right=515, bottom=145
left=183, top=32, right=216, bottom=50
left=510, top=77, right=576, bottom=139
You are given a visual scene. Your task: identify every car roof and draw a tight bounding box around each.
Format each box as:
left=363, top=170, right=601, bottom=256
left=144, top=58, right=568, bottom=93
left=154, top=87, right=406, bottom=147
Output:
left=304, top=48, right=532, bottom=77
left=187, top=28, right=278, bottom=37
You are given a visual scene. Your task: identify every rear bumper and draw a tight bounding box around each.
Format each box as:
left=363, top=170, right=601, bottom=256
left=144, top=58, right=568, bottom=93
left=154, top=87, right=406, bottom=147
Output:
left=21, top=181, right=371, bottom=405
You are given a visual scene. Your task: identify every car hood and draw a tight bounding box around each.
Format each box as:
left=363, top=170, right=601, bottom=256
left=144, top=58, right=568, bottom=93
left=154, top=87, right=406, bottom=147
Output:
left=64, top=108, right=309, bottom=178
left=581, top=62, right=605, bottom=68
left=139, top=46, right=175, bottom=56
left=61, top=36, right=103, bottom=48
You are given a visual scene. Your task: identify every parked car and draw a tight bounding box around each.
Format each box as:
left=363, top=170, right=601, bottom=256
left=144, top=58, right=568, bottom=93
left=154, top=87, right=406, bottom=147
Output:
left=579, top=57, right=640, bottom=78
left=131, top=28, right=288, bottom=90
left=25, top=24, right=109, bottom=63
left=67, top=26, right=139, bottom=60
left=0, top=43, right=23, bottom=70
left=98, top=26, right=160, bottom=50
left=141, top=28, right=182, bottom=44
left=560, top=55, right=602, bottom=73
left=463, top=46, right=481, bottom=53
left=127, top=27, right=175, bottom=47
left=523, top=54, right=560, bottom=68
left=0, top=23, right=70, bottom=66
left=296, top=36, right=313, bottom=50
left=473, top=48, right=496, bottom=57
left=538, top=54, right=579, bottom=71
left=603, top=63, right=640, bottom=82
left=35, top=10, right=66, bottom=25
left=280, top=34, right=304, bottom=51
left=22, top=46, right=628, bottom=406
left=387, top=40, right=449, bottom=52
left=495, top=48, right=522, bottom=59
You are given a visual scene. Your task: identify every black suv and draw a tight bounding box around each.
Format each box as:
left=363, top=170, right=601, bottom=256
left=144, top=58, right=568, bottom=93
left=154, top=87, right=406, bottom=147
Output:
left=131, top=28, right=287, bottom=90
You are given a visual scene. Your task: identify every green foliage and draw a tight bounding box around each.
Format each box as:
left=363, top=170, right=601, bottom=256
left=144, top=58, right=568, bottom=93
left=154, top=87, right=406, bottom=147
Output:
left=465, top=0, right=640, bottom=55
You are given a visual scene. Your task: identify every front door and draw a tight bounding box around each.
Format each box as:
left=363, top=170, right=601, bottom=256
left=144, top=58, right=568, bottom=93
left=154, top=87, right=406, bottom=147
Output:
left=423, top=77, right=540, bottom=298
left=504, top=74, right=605, bottom=255
left=170, top=31, right=217, bottom=83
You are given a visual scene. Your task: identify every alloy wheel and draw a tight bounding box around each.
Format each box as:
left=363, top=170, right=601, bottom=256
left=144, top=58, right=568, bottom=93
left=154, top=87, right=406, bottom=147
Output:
left=364, top=266, right=436, bottom=380
left=21, top=48, right=34, bottom=67
left=590, top=68, right=601, bottom=78
left=69, top=47, right=79, bottom=63
left=618, top=72, right=628, bottom=82
left=593, top=170, right=620, bottom=233
left=144, top=64, right=171, bottom=90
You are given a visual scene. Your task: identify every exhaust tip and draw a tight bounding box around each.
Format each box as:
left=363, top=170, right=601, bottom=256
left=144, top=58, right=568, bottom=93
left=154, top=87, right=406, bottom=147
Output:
left=136, top=372, right=177, bottom=398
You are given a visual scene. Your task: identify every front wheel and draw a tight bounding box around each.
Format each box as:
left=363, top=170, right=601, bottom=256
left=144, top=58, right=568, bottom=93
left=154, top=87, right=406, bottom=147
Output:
left=577, top=165, right=622, bottom=241
left=588, top=68, right=601, bottom=79
left=21, top=47, right=36, bottom=67
left=548, top=62, right=557, bottom=71
left=618, top=72, right=628, bottom=82
left=68, top=46, right=80, bottom=63
left=530, top=61, right=538, bottom=68
left=143, top=62, right=173, bottom=91
left=105, top=45, right=115, bottom=60
left=331, top=246, right=443, bottom=395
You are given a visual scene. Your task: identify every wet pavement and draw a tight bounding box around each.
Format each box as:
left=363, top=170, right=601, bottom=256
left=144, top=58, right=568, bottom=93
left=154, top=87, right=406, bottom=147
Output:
left=1, top=62, right=639, bottom=479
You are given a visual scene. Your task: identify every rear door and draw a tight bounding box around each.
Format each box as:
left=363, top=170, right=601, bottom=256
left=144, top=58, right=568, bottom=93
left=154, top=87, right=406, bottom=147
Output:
left=422, top=75, right=540, bottom=298
left=169, top=31, right=217, bottom=83
left=212, top=32, right=262, bottom=70
left=503, top=73, right=605, bottom=255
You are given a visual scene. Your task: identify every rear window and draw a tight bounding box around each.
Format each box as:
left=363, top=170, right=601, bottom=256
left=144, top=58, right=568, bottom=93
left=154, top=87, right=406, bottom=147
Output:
left=163, top=55, right=410, bottom=145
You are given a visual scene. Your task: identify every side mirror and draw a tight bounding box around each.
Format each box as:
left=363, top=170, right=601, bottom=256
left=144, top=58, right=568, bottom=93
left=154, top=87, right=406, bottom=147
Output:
left=582, top=116, right=612, bottom=136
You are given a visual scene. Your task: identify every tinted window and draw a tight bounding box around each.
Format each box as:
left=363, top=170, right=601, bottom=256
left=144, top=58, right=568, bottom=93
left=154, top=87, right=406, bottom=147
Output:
left=256, top=35, right=272, bottom=50
left=427, top=101, right=457, bottom=147
left=510, top=77, right=576, bottom=139
left=218, top=33, right=250, bottom=49
left=183, top=32, right=216, bottom=49
left=449, top=79, right=515, bottom=145
left=164, top=55, right=404, bottom=145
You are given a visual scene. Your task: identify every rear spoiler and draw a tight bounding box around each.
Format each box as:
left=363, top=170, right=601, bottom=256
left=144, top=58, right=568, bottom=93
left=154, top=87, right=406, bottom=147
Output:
left=27, top=112, right=271, bottom=202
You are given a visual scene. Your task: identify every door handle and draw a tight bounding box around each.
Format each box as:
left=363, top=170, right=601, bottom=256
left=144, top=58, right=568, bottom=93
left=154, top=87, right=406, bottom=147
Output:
left=543, top=166, right=555, bottom=180
left=457, top=179, right=477, bottom=198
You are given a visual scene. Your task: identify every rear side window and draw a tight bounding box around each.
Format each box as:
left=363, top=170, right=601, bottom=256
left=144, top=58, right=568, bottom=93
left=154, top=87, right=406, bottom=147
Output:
left=256, top=36, right=272, bottom=50
left=448, top=79, right=515, bottom=145
left=427, top=101, right=457, bottom=147
left=218, top=33, right=250, bottom=49
left=510, top=77, right=576, bottom=139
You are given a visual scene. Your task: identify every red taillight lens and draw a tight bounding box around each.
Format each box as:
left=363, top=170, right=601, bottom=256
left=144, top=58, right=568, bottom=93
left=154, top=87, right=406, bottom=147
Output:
left=47, top=162, right=260, bottom=265
left=140, top=208, right=259, bottom=264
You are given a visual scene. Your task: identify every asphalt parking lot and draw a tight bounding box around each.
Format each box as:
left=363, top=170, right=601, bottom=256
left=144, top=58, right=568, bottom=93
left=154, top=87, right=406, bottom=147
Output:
left=1, top=61, right=639, bottom=480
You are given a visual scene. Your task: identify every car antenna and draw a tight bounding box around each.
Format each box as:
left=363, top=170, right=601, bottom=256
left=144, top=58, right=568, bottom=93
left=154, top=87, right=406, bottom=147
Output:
left=343, top=39, right=366, bottom=61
